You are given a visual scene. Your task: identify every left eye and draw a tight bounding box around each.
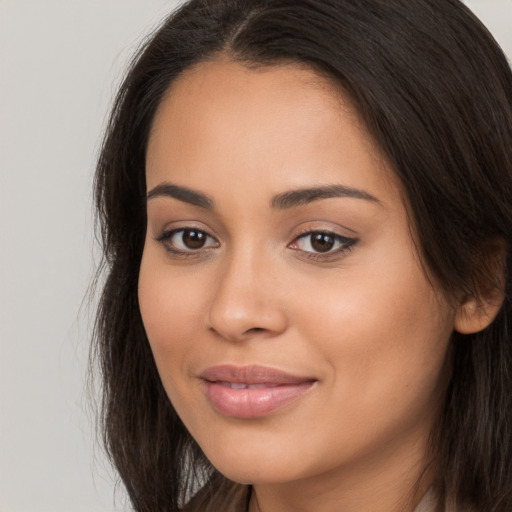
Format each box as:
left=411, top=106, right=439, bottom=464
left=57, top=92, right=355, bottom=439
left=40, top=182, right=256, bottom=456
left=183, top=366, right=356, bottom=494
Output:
left=290, top=231, right=355, bottom=254
left=157, top=228, right=219, bottom=252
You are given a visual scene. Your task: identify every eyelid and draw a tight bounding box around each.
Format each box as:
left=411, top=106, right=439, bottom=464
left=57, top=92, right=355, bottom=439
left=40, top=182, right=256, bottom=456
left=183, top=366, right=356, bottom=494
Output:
left=153, top=222, right=357, bottom=260
left=155, top=227, right=220, bottom=255
left=288, top=229, right=358, bottom=257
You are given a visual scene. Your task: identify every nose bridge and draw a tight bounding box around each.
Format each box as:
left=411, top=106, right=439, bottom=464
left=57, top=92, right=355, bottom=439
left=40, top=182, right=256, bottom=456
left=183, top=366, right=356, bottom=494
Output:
left=207, top=241, right=287, bottom=341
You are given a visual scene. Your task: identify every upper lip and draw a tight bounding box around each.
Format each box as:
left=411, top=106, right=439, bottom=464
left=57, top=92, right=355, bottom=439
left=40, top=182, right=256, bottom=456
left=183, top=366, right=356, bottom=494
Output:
left=199, top=365, right=316, bottom=385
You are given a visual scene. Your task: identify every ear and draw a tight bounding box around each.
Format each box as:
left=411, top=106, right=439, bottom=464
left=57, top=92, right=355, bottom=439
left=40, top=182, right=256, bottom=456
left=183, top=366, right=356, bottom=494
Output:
left=454, top=239, right=506, bottom=335
left=454, top=295, right=504, bottom=334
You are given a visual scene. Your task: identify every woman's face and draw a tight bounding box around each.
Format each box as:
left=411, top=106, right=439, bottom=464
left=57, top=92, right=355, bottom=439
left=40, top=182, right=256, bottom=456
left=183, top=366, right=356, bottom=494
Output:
left=139, top=59, right=455, bottom=486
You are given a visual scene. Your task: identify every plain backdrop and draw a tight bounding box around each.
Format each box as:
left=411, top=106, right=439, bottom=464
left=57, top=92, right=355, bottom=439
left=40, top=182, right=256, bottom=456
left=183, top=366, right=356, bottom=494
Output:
left=0, top=1, right=510, bottom=511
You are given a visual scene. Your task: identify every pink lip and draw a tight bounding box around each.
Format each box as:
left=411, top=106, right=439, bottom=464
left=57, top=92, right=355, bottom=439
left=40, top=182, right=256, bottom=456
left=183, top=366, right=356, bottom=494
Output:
left=199, top=365, right=316, bottom=418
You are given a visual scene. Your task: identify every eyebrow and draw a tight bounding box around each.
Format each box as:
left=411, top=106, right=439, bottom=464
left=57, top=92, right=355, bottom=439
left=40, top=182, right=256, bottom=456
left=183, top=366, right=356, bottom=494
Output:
left=270, top=184, right=381, bottom=209
left=146, top=182, right=381, bottom=210
left=146, top=183, right=214, bottom=209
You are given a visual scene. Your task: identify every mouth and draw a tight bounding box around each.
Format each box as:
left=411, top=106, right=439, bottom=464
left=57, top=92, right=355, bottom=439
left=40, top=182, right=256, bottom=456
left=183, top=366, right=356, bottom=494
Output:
left=215, top=382, right=283, bottom=389
left=199, top=365, right=317, bottom=419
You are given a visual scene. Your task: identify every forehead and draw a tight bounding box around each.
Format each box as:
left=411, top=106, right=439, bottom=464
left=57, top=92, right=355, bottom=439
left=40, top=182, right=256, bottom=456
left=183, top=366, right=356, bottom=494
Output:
left=155, top=58, right=346, bottom=120
left=146, top=58, right=398, bottom=202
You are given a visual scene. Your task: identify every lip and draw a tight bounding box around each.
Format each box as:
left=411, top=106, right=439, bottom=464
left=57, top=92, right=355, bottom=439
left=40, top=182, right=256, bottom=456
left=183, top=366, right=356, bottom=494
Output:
left=199, top=365, right=316, bottom=418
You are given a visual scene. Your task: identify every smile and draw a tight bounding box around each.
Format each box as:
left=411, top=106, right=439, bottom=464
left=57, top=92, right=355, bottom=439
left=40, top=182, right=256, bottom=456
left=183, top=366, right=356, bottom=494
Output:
left=199, top=365, right=316, bottom=419
left=217, top=382, right=282, bottom=389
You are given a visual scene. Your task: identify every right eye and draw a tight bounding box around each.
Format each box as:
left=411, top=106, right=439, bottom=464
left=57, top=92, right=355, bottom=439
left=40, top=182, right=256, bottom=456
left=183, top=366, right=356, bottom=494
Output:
left=156, top=228, right=219, bottom=254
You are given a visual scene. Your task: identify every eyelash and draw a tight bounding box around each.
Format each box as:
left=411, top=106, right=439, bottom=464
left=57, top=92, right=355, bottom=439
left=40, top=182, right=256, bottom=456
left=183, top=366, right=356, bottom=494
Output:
left=155, top=228, right=219, bottom=258
left=155, top=227, right=357, bottom=260
left=289, top=230, right=357, bottom=260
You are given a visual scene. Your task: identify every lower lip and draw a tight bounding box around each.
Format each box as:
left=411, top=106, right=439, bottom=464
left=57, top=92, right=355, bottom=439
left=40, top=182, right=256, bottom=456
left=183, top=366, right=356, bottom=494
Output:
left=202, top=381, right=315, bottom=418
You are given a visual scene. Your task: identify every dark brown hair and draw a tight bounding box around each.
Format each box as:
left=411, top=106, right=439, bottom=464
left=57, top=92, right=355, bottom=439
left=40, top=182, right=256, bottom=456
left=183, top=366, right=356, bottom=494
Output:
left=93, top=1, right=512, bottom=510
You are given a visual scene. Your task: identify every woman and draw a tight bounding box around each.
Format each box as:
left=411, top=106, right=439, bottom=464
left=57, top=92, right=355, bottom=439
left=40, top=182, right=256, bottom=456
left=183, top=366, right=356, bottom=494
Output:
left=93, top=0, right=512, bottom=511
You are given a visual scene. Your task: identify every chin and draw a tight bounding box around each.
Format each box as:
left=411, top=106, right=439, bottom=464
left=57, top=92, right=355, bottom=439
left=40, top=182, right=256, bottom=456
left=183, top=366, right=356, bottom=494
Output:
left=213, top=459, right=298, bottom=486
left=198, top=435, right=314, bottom=486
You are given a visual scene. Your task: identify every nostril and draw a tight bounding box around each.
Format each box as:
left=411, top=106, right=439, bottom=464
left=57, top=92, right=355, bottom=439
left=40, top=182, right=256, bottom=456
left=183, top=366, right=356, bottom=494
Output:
left=207, top=294, right=288, bottom=341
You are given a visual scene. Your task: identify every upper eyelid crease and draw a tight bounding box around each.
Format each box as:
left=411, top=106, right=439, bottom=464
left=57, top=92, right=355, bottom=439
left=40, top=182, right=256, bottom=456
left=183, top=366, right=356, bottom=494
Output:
left=297, top=231, right=355, bottom=241
left=293, top=231, right=357, bottom=246
left=156, top=227, right=217, bottom=240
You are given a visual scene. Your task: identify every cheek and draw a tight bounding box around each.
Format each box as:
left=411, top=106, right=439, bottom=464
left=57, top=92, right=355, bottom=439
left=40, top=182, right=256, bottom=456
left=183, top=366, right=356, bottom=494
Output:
left=293, top=249, right=454, bottom=429
left=138, top=251, right=207, bottom=379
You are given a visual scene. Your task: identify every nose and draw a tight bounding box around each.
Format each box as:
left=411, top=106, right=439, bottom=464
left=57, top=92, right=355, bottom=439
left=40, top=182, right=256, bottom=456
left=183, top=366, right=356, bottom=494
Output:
left=207, top=248, right=288, bottom=342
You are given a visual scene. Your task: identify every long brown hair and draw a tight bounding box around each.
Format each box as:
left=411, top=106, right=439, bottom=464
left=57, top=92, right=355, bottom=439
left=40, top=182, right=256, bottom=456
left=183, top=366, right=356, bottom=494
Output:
left=93, top=1, right=512, bottom=510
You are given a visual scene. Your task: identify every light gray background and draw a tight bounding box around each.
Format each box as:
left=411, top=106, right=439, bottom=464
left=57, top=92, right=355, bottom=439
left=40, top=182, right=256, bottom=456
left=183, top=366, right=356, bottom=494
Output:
left=0, top=1, right=510, bottom=511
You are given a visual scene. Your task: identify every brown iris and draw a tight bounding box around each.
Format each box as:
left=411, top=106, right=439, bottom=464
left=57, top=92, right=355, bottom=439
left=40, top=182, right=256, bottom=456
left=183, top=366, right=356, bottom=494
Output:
left=311, top=233, right=336, bottom=252
left=182, top=229, right=207, bottom=249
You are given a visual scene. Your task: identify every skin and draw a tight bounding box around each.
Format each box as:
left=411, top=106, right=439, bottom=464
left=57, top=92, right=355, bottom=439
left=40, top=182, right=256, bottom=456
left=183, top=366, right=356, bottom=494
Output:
left=139, top=58, right=458, bottom=512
